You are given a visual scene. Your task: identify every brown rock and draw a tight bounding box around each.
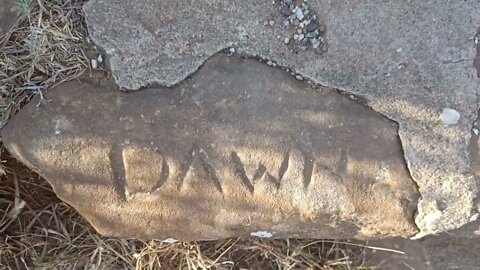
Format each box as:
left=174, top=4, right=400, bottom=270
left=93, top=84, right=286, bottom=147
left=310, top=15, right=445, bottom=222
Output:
left=2, top=56, right=419, bottom=240
left=294, top=0, right=304, bottom=7
left=0, top=0, right=17, bottom=36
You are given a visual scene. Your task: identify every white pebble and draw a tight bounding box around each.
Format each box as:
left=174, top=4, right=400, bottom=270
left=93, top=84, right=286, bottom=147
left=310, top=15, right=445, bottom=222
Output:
left=267, top=60, right=273, bottom=66
left=298, top=34, right=305, bottom=41
left=284, top=37, right=290, bottom=44
left=250, top=231, right=273, bottom=238
left=229, top=47, right=236, bottom=54
left=473, top=128, right=479, bottom=135
left=91, top=59, right=98, bottom=69
left=440, top=108, right=460, bottom=125
left=295, top=75, right=303, bottom=81
left=269, top=20, right=275, bottom=26
left=295, top=9, right=304, bottom=20
left=162, top=238, right=178, bottom=244
left=97, top=54, right=103, bottom=63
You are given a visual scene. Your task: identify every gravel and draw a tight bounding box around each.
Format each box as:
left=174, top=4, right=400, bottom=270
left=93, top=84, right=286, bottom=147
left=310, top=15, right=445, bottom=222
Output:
left=279, top=0, right=325, bottom=51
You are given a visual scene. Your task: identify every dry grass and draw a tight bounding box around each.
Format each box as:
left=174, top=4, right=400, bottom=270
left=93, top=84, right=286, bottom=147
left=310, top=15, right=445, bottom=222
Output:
left=0, top=0, right=90, bottom=129
left=0, top=1, right=390, bottom=269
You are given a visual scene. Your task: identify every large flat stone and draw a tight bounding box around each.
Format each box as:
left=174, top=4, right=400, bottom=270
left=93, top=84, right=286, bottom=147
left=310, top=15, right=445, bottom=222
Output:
left=2, top=56, right=419, bottom=240
left=83, top=0, right=480, bottom=236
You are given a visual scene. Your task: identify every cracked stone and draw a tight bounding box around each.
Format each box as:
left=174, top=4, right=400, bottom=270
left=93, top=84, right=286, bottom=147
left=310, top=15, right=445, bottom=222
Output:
left=2, top=56, right=419, bottom=240
left=83, top=0, right=480, bottom=236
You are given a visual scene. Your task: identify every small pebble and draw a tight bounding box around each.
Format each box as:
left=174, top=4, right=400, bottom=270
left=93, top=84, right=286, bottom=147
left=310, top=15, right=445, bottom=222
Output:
left=295, top=9, right=304, bottom=20
left=298, top=34, right=305, bottom=41
left=294, top=0, right=304, bottom=7
left=284, top=37, right=290, bottom=44
left=162, top=238, right=178, bottom=244
left=91, top=59, right=98, bottom=69
left=295, top=75, right=303, bottom=81
left=318, top=24, right=326, bottom=33
left=307, top=21, right=319, bottom=32
left=263, top=20, right=269, bottom=26
left=312, top=40, right=321, bottom=48
left=269, top=20, right=275, bottom=26
left=267, top=60, right=273, bottom=66
left=280, top=6, right=293, bottom=16
left=440, top=108, right=460, bottom=125
left=473, top=128, right=479, bottom=135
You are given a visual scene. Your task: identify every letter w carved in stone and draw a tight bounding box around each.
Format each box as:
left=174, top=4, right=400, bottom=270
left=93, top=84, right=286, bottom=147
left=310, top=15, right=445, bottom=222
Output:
left=230, top=151, right=289, bottom=194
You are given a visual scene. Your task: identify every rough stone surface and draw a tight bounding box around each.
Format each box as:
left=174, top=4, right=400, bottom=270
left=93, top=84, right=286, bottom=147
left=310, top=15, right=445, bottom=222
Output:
left=364, top=111, right=480, bottom=269
left=2, top=56, right=419, bottom=240
left=0, top=0, right=16, bottom=37
left=83, top=0, right=480, bottom=236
